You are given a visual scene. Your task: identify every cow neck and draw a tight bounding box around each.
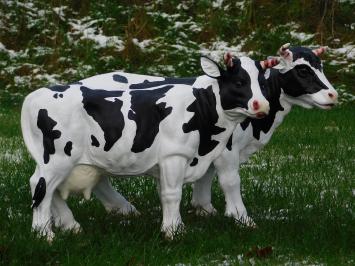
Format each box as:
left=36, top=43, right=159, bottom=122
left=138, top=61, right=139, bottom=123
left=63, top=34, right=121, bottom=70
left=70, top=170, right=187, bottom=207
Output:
left=270, top=68, right=293, bottom=116
left=239, top=68, right=287, bottom=140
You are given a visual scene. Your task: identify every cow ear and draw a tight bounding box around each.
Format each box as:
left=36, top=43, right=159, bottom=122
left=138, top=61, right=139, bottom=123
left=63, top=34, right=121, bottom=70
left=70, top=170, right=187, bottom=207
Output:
left=200, top=56, right=221, bottom=78
left=278, top=43, right=293, bottom=65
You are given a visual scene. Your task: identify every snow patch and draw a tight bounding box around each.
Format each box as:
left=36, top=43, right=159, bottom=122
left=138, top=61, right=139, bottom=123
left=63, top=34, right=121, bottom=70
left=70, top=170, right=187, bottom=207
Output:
left=330, top=43, right=355, bottom=60
left=0, top=42, right=17, bottom=58
left=200, top=40, right=249, bottom=62
left=290, top=31, right=314, bottom=42
left=68, top=18, right=125, bottom=50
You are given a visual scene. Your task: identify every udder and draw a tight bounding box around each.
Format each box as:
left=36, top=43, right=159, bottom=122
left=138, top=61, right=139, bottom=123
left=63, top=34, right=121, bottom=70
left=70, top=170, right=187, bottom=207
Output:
left=58, top=165, right=102, bottom=200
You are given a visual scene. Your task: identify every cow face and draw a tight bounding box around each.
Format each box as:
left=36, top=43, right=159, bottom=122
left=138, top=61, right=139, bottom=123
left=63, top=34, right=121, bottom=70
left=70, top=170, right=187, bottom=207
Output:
left=275, top=44, right=338, bottom=109
left=200, top=55, right=270, bottom=120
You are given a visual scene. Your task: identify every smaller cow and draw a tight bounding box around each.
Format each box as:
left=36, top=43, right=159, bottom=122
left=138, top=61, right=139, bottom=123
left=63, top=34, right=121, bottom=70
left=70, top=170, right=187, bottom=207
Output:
left=22, top=53, right=276, bottom=241
left=190, top=44, right=338, bottom=225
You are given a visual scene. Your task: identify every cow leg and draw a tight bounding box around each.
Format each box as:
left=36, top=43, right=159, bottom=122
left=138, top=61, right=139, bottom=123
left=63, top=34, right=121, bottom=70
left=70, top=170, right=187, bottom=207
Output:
left=51, top=191, right=81, bottom=232
left=191, top=166, right=217, bottom=215
left=93, top=176, right=139, bottom=215
left=30, top=165, right=72, bottom=241
left=213, top=153, right=255, bottom=227
left=159, top=156, right=185, bottom=240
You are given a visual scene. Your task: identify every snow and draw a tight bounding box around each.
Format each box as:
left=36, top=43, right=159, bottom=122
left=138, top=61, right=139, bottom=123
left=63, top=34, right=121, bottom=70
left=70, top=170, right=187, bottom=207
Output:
left=34, top=73, right=60, bottom=84
left=290, top=31, right=314, bottom=42
left=53, top=6, right=67, bottom=20
left=200, top=40, right=249, bottom=62
left=212, top=0, right=224, bottom=8
left=0, top=42, right=17, bottom=58
left=68, top=18, right=125, bottom=50
left=132, top=38, right=152, bottom=50
left=330, top=43, right=355, bottom=60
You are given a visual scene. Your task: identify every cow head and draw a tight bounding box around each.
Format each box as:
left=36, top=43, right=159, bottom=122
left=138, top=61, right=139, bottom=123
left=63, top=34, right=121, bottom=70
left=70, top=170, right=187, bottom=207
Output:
left=200, top=54, right=274, bottom=120
left=273, top=43, right=338, bottom=109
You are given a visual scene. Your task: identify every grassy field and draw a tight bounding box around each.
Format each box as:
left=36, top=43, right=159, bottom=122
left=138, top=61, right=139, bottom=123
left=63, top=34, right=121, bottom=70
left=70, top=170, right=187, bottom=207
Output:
left=0, top=101, right=354, bottom=265
left=0, top=0, right=354, bottom=265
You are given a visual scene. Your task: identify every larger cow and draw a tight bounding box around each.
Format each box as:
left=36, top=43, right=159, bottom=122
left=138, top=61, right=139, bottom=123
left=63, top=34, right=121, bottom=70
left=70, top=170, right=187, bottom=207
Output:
left=70, top=44, right=338, bottom=227
left=22, top=54, right=275, bottom=240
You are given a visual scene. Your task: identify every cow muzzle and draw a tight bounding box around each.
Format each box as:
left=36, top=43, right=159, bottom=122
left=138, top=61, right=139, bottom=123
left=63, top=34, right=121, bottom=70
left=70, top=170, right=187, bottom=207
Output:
left=312, top=88, right=338, bottom=109
left=248, top=98, right=270, bottom=118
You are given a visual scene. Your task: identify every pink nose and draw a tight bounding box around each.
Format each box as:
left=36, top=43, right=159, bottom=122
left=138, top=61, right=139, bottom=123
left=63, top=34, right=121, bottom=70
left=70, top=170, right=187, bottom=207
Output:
left=252, top=100, right=260, bottom=111
left=328, top=93, right=335, bottom=98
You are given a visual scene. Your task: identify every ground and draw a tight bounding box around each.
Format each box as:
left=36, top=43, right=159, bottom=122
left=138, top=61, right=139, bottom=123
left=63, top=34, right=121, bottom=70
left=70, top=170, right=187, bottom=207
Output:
left=0, top=0, right=354, bottom=265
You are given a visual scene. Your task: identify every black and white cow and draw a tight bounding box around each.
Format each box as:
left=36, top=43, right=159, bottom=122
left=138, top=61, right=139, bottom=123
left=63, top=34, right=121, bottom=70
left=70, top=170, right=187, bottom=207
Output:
left=21, top=54, right=274, bottom=240
left=74, top=44, right=338, bottom=227
left=190, top=44, right=338, bottom=225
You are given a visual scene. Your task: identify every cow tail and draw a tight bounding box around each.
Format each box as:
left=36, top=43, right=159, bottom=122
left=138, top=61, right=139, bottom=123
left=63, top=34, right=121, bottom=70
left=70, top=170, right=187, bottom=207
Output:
left=21, top=93, right=48, bottom=208
left=21, top=94, right=43, bottom=166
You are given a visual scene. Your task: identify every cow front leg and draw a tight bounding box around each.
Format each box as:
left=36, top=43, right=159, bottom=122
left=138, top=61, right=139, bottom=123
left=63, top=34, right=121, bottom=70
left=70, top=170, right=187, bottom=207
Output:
left=51, top=191, right=81, bottom=233
left=213, top=154, right=255, bottom=227
left=191, top=166, right=217, bottom=215
left=159, top=156, right=185, bottom=240
left=93, top=176, right=139, bottom=216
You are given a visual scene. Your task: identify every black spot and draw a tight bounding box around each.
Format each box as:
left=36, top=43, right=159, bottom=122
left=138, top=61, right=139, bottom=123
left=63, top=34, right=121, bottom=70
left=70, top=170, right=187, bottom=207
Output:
left=129, top=77, right=196, bottom=90
left=91, top=135, right=100, bottom=147
left=290, top=47, right=322, bottom=70
left=190, top=157, right=198, bottom=166
left=255, top=61, right=269, bottom=99
left=113, top=74, right=128, bottom=83
left=240, top=68, right=284, bottom=140
left=31, top=177, right=46, bottom=209
left=128, top=85, right=173, bottom=153
left=59, top=94, right=63, bottom=98
left=218, top=59, right=253, bottom=110
left=226, top=134, right=233, bottom=151
left=80, top=87, right=125, bottom=151
left=37, top=109, right=62, bottom=164
left=48, top=85, right=70, bottom=92
left=183, top=86, right=226, bottom=156
left=64, top=141, right=72, bottom=156
left=53, top=93, right=58, bottom=99
left=280, top=65, right=328, bottom=97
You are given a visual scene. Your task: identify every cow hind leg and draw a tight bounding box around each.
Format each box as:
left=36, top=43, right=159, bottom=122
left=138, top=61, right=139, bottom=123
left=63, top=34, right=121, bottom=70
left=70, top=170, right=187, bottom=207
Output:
left=191, top=167, right=217, bottom=216
left=30, top=164, right=73, bottom=242
left=51, top=191, right=81, bottom=233
left=93, top=176, right=140, bottom=216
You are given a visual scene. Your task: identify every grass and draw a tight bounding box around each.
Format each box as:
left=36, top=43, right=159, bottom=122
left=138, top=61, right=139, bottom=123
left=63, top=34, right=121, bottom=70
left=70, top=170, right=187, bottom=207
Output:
left=0, top=0, right=354, bottom=264
left=0, top=101, right=354, bottom=265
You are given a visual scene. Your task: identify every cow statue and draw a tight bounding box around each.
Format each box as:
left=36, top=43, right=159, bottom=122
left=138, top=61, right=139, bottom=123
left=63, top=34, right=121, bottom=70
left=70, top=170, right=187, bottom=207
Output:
left=21, top=53, right=277, bottom=241
left=65, top=44, right=338, bottom=228
left=190, top=44, right=338, bottom=225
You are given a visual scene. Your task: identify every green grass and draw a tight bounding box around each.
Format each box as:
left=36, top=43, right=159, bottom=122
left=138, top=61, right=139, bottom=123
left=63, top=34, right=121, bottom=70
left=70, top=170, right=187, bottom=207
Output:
left=0, top=103, right=354, bottom=265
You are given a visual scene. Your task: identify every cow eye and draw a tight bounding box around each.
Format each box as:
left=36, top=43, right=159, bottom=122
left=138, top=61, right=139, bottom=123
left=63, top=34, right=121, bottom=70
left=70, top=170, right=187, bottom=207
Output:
left=235, top=81, right=242, bottom=87
left=298, top=68, right=310, bottom=78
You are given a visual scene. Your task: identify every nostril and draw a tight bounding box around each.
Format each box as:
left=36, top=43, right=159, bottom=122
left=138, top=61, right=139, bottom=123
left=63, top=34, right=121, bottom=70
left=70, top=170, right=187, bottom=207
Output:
left=328, top=93, right=334, bottom=98
left=252, top=100, right=260, bottom=110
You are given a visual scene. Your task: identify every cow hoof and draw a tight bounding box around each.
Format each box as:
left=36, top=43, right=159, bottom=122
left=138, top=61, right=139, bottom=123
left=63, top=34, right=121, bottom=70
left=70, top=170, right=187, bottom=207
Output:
left=68, top=221, right=82, bottom=234
left=38, top=230, right=55, bottom=243
left=194, top=204, right=217, bottom=216
left=120, top=204, right=140, bottom=216
left=161, top=223, right=185, bottom=240
left=107, top=204, right=140, bottom=216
